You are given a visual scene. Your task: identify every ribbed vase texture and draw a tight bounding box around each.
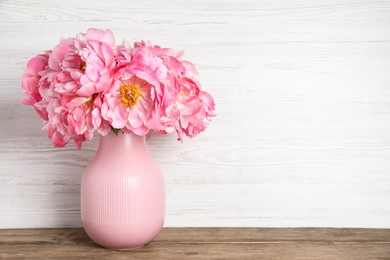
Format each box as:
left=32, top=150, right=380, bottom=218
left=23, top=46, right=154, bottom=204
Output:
left=81, top=132, right=165, bottom=249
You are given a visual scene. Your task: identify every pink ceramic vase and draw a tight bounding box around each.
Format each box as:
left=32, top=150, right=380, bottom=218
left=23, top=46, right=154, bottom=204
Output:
left=81, top=131, right=165, bottom=249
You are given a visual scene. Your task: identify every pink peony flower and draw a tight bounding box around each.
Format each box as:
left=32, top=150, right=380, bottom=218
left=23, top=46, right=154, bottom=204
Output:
left=102, top=76, right=159, bottom=136
left=43, top=94, right=77, bottom=148
left=65, top=94, right=111, bottom=138
left=160, top=77, right=215, bottom=140
left=131, top=41, right=183, bottom=107
left=21, top=53, right=50, bottom=120
left=50, top=38, right=84, bottom=94
left=75, top=29, right=116, bottom=97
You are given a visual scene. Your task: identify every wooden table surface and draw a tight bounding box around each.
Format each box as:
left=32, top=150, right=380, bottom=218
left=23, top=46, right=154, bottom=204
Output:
left=1, top=228, right=389, bottom=259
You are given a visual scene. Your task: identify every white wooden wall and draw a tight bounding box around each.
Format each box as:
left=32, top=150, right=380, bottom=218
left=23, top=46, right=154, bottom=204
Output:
left=1, top=0, right=390, bottom=228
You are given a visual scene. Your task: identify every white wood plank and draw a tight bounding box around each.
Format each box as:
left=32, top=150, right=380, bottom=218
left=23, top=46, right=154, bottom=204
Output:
left=0, top=0, right=390, bottom=228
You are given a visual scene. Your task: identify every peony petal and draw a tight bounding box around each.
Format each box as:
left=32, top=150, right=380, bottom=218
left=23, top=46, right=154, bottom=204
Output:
left=49, top=38, right=74, bottom=71
left=85, top=28, right=115, bottom=47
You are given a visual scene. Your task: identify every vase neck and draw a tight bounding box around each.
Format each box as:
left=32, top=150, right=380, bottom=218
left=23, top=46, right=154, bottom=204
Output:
left=98, top=131, right=147, bottom=156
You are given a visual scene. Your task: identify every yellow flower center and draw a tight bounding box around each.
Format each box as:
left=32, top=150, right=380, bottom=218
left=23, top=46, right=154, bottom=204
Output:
left=120, top=84, right=141, bottom=107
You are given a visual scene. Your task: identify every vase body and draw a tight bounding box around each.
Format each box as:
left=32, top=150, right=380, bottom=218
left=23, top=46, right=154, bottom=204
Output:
left=81, top=132, right=165, bottom=249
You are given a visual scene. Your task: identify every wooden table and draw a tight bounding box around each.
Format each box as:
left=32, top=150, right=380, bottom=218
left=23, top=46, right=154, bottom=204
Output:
left=1, top=228, right=389, bottom=259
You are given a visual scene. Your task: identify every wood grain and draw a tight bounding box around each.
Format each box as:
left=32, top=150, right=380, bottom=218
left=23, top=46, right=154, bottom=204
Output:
left=1, top=0, right=390, bottom=228
left=1, top=228, right=390, bottom=259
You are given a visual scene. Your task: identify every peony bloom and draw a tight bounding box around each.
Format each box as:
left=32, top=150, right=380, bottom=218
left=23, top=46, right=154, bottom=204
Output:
left=129, top=41, right=216, bottom=140
left=160, top=77, right=215, bottom=140
left=131, top=41, right=183, bottom=108
left=75, top=28, right=116, bottom=97
left=43, top=94, right=77, bottom=148
left=49, top=37, right=84, bottom=94
left=21, top=53, right=50, bottom=120
left=65, top=94, right=111, bottom=138
left=102, top=76, right=159, bottom=136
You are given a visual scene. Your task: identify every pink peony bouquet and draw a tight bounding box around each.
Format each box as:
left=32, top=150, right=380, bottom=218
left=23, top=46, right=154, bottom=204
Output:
left=21, top=28, right=216, bottom=149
